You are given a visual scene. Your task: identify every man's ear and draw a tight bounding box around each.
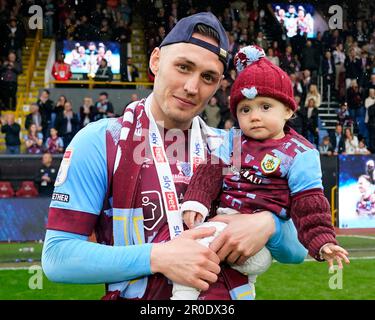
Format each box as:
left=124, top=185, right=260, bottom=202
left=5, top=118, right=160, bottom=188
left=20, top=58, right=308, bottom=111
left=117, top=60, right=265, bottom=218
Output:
left=149, top=47, right=161, bottom=76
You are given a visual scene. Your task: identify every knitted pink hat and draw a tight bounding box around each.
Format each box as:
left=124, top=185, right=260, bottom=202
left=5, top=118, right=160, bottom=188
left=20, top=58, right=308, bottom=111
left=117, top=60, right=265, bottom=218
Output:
left=230, top=45, right=297, bottom=118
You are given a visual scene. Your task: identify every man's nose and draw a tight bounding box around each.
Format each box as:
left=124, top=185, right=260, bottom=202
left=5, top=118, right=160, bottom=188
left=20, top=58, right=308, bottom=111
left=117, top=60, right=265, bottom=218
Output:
left=184, top=75, right=199, bottom=95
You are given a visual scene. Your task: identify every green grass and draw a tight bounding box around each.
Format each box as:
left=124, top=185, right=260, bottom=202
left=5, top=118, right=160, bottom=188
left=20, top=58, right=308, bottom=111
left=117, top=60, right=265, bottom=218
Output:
left=0, top=259, right=374, bottom=300
left=1, top=236, right=375, bottom=300
left=256, top=259, right=375, bottom=300
left=0, top=270, right=104, bottom=300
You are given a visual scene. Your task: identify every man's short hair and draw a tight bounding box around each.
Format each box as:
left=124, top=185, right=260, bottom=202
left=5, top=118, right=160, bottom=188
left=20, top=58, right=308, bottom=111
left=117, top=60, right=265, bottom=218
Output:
left=100, top=92, right=108, bottom=97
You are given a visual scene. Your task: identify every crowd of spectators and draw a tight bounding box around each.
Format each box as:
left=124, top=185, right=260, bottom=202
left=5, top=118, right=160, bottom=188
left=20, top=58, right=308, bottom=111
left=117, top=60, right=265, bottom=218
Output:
left=142, top=0, right=375, bottom=154
left=0, top=88, right=126, bottom=154
left=1, top=0, right=375, bottom=156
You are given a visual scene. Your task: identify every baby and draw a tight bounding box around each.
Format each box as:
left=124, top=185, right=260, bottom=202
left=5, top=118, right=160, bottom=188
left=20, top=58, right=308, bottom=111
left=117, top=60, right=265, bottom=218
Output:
left=172, top=46, right=349, bottom=300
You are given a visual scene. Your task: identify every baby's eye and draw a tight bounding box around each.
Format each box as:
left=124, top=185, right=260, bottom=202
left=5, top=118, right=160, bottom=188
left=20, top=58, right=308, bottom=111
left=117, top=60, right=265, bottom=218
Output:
left=241, top=107, right=250, bottom=113
left=262, top=104, right=271, bottom=111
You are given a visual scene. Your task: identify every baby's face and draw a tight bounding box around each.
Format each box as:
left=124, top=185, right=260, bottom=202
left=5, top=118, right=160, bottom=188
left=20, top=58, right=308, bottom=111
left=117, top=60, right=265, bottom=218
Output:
left=236, top=96, right=293, bottom=141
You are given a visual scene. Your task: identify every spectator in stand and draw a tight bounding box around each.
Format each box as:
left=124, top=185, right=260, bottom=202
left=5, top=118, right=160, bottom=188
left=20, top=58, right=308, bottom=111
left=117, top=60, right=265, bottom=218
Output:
left=345, top=48, right=363, bottom=89
left=304, top=84, right=321, bottom=108
left=95, top=58, right=113, bottom=82
left=367, top=73, right=375, bottom=91
left=53, top=95, right=67, bottom=121
left=74, top=14, right=95, bottom=41
left=356, top=139, right=371, bottom=155
left=290, top=73, right=303, bottom=97
left=121, top=57, right=139, bottom=88
left=303, top=98, right=319, bottom=147
left=365, top=88, right=375, bottom=126
left=344, top=127, right=359, bottom=155
left=301, top=69, right=312, bottom=103
left=35, top=152, right=58, bottom=197
left=271, top=40, right=282, bottom=58
left=223, top=117, right=235, bottom=130
left=330, top=123, right=345, bottom=155
left=25, top=103, right=46, bottom=133
left=333, top=43, right=346, bottom=98
left=319, top=136, right=334, bottom=156
left=43, top=0, right=55, bottom=38
left=368, top=99, right=375, bottom=153
left=24, top=123, right=43, bottom=154
left=346, top=80, right=363, bottom=127
left=94, top=92, right=115, bottom=121
left=288, top=95, right=306, bottom=137
left=52, top=52, right=72, bottom=81
left=55, top=101, right=80, bottom=149
left=113, top=19, right=132, bottom=44
left=5, top=17, right=25, bottom=63
left=0, top=51, right=21, bottom=110
left=360, top=50, right=372, bottom=87
left=202, top=96, right=221, bottom=128
left=300, top=40, right=319, bottom=77
left=266, top=47, right=279, bottom=66
left=337, top=102, right=352, bottom=128
left=45, top=127, right=64, bottom=154
left=0, top=113, right=20, bottom=154
left=37, top=89, right=55, bottom=140
left=79, top=97, right=96, bottom=128
left=58, top=18, right=76, bottom=41
left=322, top=50, right=336, bottom=98
left=214, top=77, right=231, bottom=128
left=255, top=31, right=268, bottom=51
left=280, top=45, right=298, bottom=74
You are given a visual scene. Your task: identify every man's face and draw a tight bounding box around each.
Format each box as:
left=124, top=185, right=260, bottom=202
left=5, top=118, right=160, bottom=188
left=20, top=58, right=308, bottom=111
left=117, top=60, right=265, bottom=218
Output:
left=42, top=153, right=52, bottom=166
left=41, top=91, right=48, bottom=100
left=8, top=53, right=16, bottom=62
left=149, top=33, right=224, bottom=129
left=336, top=125, right=342, bottom=134
left=31, top=104, right=39, bottom=114
left=64, top=102, right=72, bottom=111
left=6, top=114, right=15, bottom=124
left=99, top=94, right=107, bottom=102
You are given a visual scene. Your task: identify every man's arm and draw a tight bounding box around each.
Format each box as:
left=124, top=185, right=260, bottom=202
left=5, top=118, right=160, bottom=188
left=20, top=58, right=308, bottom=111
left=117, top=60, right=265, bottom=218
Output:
left=42, top=118, right=220, bottom=290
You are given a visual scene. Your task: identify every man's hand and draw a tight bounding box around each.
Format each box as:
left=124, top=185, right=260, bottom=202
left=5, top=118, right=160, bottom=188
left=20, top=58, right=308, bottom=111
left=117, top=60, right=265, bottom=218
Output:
left=150, top=227, right=220, bottom=291
left=209, top=211, right=275, bottom=265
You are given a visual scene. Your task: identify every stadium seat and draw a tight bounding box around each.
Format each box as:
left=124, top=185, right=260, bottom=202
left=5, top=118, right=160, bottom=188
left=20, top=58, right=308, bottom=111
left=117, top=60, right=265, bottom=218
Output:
left=15, top=181, right=39, bottom=198
left=0, top=181, right=15, bottom=198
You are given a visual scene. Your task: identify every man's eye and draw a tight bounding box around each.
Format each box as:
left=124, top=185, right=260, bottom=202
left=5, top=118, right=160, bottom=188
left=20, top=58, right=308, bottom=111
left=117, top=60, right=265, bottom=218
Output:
left=177, top=64, right=188, bottom=72
left=202, top=73, right=214, bottom=83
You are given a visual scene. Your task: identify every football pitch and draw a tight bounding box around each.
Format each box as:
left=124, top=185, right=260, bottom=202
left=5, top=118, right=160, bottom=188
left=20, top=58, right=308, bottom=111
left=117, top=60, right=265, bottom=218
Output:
left=1, top=235, right=375, bottom=300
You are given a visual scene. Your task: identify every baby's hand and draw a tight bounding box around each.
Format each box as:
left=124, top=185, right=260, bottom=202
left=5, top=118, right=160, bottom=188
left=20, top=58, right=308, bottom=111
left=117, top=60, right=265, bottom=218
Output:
left=183, top=211, right=204, bottom=229
left=320, top=243, right=350, bottom=270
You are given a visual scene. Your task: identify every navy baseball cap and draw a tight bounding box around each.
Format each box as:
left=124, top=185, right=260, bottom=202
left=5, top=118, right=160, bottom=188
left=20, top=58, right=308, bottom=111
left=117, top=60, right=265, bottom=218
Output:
left=160, top=12, right=229, bottom=71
